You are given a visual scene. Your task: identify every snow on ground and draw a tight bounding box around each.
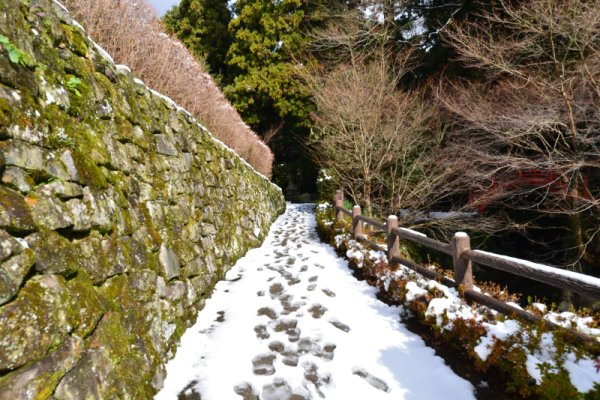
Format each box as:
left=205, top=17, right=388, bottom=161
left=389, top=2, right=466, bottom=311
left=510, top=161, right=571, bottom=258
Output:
left=155, top=203, right=475, bottom=400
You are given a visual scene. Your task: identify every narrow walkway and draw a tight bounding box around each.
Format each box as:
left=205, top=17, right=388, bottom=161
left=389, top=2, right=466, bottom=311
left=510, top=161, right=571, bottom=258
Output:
left=155, top=204, right=475, bottom=400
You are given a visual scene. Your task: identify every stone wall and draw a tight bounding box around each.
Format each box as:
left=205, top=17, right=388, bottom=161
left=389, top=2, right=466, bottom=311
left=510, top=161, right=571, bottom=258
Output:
left=0, top=0, right=285, bottom=398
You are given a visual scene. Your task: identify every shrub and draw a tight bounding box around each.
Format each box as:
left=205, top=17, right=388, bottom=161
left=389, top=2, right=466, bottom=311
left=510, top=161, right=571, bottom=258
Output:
left=316, top=202, right=600, bottom=398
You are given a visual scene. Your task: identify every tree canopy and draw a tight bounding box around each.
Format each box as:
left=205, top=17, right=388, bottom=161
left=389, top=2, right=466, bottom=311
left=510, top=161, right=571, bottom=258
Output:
left=164, top=0, right=232, bottom=75
left=164, top=0, right=600, bottom=274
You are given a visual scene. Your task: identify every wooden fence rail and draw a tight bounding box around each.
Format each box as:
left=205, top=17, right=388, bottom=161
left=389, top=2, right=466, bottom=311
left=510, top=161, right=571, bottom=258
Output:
left=332, top=190, right=600, bottom=342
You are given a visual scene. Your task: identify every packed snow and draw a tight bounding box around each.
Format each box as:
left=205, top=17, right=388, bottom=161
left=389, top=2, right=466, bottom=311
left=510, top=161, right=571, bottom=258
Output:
left=155, top=204, right=475, bottom=400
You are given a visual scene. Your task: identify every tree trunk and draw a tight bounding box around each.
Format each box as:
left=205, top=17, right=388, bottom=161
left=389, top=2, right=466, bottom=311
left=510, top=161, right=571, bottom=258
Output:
left=364, top=179, right=372, bottom=216
left=567, top=182, right=586, bottom=270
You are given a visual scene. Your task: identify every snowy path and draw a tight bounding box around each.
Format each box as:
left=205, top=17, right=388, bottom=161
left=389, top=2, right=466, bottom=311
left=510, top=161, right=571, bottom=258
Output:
left=155, top=204, right=476, bottom=400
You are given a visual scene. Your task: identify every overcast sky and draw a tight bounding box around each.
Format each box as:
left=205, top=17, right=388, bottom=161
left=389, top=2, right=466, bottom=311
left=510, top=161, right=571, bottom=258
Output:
left=149, top=0, right=180, bottom=16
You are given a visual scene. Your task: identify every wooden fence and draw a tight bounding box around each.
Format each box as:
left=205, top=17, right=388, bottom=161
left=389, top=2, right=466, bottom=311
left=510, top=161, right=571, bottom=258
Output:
left=332, top=190, right=600, bottom=342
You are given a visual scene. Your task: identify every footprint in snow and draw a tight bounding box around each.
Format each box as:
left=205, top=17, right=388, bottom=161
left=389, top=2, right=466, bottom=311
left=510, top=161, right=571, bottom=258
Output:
left=273, top=318, right=297, bottom=333
left=280, top=297, right=303, bottom=315
left=233, top=382, right=258, bottom=400
left=257, top=307, right=278, bottom=320
left=302, top=361, right=331, bottom=396
left=286, top=276, right=301, bottom=286
left=318, top=343, right=336, bottom=361
left=297, top=337, right=315, bottom=354
left=308, top=303, right=327, bottom=319
left=178, top=380, right=202, bottom=400
left=260, top=378, right=293, bottom=400
left=269, top=283, right=284, bottom=297
left=254, top=324, right=270, bottom=340
left=281, top=350, right=299, bottom=367
left=252, top=353, right=276, bottom=376
left=352, top=367, right=390, bottom=393
left=215, top=311, right=225, bottom=323
left=268, top=340, right=285, bottom=353
left=328, top=319, right=350, bottom=333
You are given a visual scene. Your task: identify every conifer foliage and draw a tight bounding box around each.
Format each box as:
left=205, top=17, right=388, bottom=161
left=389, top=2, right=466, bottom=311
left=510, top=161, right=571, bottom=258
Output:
left=225, top=0, right=312, bottom=128
left=164, top=0, right=318, bottom=195
left=164, top=0, right=232, bottom=75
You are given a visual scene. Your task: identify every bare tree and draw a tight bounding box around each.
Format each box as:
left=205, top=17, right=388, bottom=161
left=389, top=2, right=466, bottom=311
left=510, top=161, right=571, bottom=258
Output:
left=438, top=0, right=600, bottom=270
left=303, top=35, right=441, bottom=216
left=302, top=12, right=490, bottom=233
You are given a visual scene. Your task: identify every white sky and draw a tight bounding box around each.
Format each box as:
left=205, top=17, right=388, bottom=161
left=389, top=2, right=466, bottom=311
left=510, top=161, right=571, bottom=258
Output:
left=148, top=0, right=180, bottom=16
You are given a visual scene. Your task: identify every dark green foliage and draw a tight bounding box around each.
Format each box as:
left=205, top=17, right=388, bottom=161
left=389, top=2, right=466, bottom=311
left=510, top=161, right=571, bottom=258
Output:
left=163, top=0, right=320, bottom=197
left=163, top=0, right=232, bottom=75
left=225, top=0, right=312, bottom=126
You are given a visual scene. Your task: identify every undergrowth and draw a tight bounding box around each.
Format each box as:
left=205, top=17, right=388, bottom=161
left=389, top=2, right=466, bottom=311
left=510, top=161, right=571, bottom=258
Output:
left=315, top=202, right=600, bottom=399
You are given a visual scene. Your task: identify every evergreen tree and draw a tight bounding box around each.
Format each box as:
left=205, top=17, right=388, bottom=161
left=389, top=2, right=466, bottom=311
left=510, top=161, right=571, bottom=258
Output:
left=163, top=0, right=232, bottom=75
left=164, top=0, right=338, bottom=196
left=224, top=0, right=313, bottom=129
left=224, top=0, right=323, bottom=196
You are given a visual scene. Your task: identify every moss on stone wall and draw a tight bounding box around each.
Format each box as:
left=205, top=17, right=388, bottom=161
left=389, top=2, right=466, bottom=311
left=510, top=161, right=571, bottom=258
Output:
left=0, top=0, right=285, bottom=398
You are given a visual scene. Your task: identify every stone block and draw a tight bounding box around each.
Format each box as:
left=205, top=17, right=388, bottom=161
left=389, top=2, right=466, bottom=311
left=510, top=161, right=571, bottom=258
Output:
left=59, top=150, right=81, bottom=182
left=145, top=200, right=166, bottom=229
left=28, top=195, right=73, bottom=230
left=1, top=167, right=32, bottom=193
left=159, top=243, right=180, bottom=280
left=156, top=276, right=167, bottom=298
left=1, top=142, right=45, bottom=171
left=72, top=232, right=111, bottom=284
left=165, top=281, right=186, bottom=302
left=128, top=269, right=158, bottom=303
left=27, top=230, right=79, bottom=276
left=83, top=187, right=116, bottom=233
left=0, top=186, right=36, bottom=233
left=1, top=141, right=73, bottom=181
left=101, top=235, right=132, bottom=279
left=102, top=136, right=133, bottom=174
left=38, top=181, right=83, bottom=200
left=65, top=198, right=92, bottom=231
left=0, top=229, right=26, bottom=262
left=53, top=349, right=112, bottom=400
left=0, top=275, right=71, bottom=371
left=0, top=249, right=34, bottom=305
left=183, top=256, right=203, bottom=278
left=154, top=134, right=178, bottom=156
left=0, top=336, right=83, bottom=400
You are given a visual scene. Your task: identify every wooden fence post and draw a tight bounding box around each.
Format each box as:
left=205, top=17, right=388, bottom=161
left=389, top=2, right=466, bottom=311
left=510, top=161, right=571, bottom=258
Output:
left=352, top=205, right=362, bottom=239
left=387, top=215, right=400, bottom=261
left=452, top=232, right=473, bottom=291
left=334, top=190, right=344, bottom=222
